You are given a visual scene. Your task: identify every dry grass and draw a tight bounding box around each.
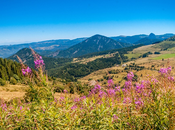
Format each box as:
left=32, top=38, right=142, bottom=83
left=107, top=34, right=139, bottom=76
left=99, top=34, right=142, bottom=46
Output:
left=0, top=91, right=26, bottom=101
left=79, top=54, right=175, bottom=87
left=0, top=90, right=79, bottom=101
left=72, top=52, right=117, bottom=64
left=0, top=83, right=79, bottom=101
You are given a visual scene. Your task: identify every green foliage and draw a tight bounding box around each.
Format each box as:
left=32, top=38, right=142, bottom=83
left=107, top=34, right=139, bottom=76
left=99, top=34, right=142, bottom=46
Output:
left=10, top=77, right=17, bottom=85
left=153, top=53, right=175, bottom=60
left=0, top=58, right=23, bottom=81
left=108, top=69, right=120, bottom=74
left=124, top=63, right=145, bottom=71
left=0, top=67, right=175, bottom=129
left=78, top=44, right=143, bottom=59
left=0, top=78, right=6, bottom=86
left=154, top=51, right=160, bottom=54
left=51, top=53, right=129, bottom=81
left=54, top=85, right=64, bottom=93
left=139, top=51, right=153, bottom=58
left=13, top=74, right=20, bottom=81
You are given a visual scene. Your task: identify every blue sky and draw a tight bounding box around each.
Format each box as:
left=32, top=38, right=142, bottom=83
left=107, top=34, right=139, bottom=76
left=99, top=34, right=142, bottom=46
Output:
left=0, top=0, right=175, bottom=45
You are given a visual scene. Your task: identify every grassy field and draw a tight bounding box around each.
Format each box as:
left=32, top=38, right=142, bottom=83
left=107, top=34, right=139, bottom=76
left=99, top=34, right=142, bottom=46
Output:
left=125, top=53, right=141, bottom=59
left=72, top=52, right=117, bottom=64
left=152, top=53, right=175, bottom=60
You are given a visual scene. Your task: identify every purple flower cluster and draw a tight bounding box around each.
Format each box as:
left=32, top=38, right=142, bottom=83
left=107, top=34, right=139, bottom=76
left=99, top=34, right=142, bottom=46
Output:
left=135, top=83, right=144, bottom=93
left=123, top=97, right=131, bottom=104
left=108, top=79, right=114, bottom=87
left=63, top=89, right=68, bottom=93
left=115, top=86, right=121, bottom=92
left=1, top=103, right=7, bottom=111
left=71, top=105, right=77, bottom=110
left=90, top=85, right=101, bottom=94
left=127, top=72, right=134, bottom=80
left=74, top=98, right=80, bottom=102
left=168, top=76, right=174, bottom=81
left=159, top=66, right=171, bottom=75
left=34, top=56, right=45, bottom=69
left=125, top=81, right=132, bottom=88
left=22, top=67, right=32, bottom=76
left=107, top=89, right=115, bottom=96
left=135, top=98, right=143, bottom=107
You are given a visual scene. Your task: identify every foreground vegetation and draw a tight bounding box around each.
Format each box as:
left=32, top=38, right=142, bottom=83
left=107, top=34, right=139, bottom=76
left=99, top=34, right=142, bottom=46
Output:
left=0, top=48, right=175, bottom=129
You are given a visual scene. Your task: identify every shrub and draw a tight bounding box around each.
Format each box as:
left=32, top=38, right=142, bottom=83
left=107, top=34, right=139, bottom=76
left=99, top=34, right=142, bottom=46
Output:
left=13, top=74, right=20, bottom=81
left=10, top=77, right=17, bottom=85
left=0, top=78, right=6, bottom=86
left=54, top=85, right=64, bottom=93
left=154, top=51, right=160, bottom=54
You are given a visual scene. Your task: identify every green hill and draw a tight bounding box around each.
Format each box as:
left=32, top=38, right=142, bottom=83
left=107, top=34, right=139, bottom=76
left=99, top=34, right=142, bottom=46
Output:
left=52, top=34, right=130, bottom=58
left=8, top=48, right=73, bottom=71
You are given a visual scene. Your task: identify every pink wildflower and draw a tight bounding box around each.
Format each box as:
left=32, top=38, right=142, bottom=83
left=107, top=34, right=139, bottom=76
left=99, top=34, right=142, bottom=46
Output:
left=108, top=79, right=114, bottom=87
left=20, top=106, right=23, bottom=111
left=115, top=86, right=121, bottom=92
left=168, top=76, right=174, bottom=81
left=123, top=97, right=131, bottom=104
left=125, top=81, right=132, bottom=88
left=74, top=98, right=80, bottom=102
left=107, top=89, right=115, bottom=96
left=127, top=72, right=134, bottom=80
left=63, top=89, right=68, bottom=93
left=159, top=68, right=168, bottom=75
left=71, top=105, right=77, bottom=110
left=22, top=67, right=32, bottom=76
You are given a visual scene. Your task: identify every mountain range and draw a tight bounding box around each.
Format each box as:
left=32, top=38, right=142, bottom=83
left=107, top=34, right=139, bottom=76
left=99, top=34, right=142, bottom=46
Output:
left=50, top=34, right=130, bottom=58
left=0, top=38, right=86, bottom=58
left=49, top=33, right=174, bottom=58
left=111, top=33, right=174, bottom=43
left=1, top=33, right=174, bottom=58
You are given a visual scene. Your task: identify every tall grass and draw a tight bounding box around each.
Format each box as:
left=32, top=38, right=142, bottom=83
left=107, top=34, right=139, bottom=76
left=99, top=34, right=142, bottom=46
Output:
left=0, top=49, right=174, bottom=129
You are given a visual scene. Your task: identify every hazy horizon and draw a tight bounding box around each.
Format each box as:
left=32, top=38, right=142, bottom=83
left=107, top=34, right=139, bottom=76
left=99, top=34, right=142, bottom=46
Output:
left=0, top=0, right=175, bottom=45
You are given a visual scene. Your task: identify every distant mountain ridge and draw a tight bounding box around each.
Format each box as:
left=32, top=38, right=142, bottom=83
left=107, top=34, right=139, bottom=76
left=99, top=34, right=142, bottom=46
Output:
left=51, top=34, right=130, bottom=58
left=0, top=38, right=86, bottom=58
left=1, top=33, right=174, bottom=58
left=111, top=33, right=174, bottom=44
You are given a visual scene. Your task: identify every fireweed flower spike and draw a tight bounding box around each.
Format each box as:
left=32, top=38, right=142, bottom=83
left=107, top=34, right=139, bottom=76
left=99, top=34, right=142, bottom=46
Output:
left=30, top=47, right=45, bottom=70
left=16, top=55, right=32, bottom=76
left=127, top=72, right=134, bottom=80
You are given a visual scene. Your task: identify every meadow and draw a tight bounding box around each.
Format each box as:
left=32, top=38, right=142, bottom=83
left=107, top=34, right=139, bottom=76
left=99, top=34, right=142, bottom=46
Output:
left=152, top=53, right=175, bottom=60
left=0, top=48, right=175, bottom=129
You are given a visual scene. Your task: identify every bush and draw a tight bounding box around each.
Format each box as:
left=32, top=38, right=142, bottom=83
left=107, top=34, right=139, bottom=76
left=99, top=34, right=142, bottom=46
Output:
left=0, top=78, right=6, bottom=86
left=10, top=77, right=17, bottom=85
left=154, top=51, right=160, bottom=54
left=54, top=85, right=64, bottom=93
left=13, top=74, right=20, bottom=81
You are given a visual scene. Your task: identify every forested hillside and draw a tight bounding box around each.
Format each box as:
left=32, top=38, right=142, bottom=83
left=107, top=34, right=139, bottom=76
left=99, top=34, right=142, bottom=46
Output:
left=8, top=48, right=73, bottom=70
left=0, top=58, right=24, bottom=85
left=49, top=44, right=142, bottom=81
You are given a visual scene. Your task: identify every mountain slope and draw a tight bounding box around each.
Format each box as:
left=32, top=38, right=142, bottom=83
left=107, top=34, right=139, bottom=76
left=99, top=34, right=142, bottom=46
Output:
left=165, top=35, right=175, bottom=41
left=111, top=33, right=174, bottom=44
left=111, top=34, right=147, bottom=43
left=8, top=48, right=72, bottom=70
left=0, top=38, right=86, bottom=58
left=52, top=34, right=130, bottom=58
left=132, top=35, right=175, bottom=54
left=134, top=38, right=161, bottom=45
